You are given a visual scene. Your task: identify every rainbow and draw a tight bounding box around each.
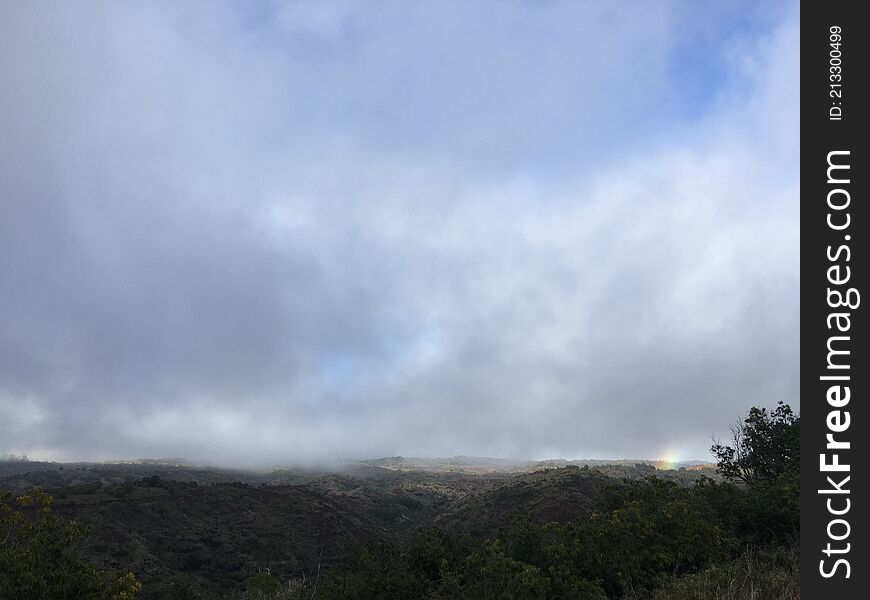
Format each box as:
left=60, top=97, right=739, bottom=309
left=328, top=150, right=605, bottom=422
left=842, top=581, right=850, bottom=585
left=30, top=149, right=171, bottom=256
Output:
left=658, top=450, right=681, bottom=470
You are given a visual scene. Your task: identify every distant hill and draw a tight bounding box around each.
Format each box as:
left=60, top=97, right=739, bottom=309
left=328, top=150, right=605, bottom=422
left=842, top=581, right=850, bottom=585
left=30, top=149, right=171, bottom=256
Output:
left=356, top=455, right=714, bottom=474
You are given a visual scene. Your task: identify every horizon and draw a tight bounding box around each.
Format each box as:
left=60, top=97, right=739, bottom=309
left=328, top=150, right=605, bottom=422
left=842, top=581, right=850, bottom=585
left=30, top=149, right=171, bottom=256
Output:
left=1, top=452, right=717, bottom=470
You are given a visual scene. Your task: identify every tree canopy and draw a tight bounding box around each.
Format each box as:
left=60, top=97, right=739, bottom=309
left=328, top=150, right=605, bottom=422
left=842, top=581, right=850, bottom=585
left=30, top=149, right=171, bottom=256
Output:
left=0, top=489, right=141, bottom=600
left=711, top=401, right=799, bottom=487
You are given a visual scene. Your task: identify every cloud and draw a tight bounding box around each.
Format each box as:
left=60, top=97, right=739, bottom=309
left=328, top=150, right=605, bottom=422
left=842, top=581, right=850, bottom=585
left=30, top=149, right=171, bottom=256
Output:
left=0, top=0, right=798, bottom=464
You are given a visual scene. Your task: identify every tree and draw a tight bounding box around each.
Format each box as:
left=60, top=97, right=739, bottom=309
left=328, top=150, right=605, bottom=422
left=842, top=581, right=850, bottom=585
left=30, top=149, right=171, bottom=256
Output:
left=0, top=489, right=142, bottom=599
left=711, top=402, right=799, bottom=487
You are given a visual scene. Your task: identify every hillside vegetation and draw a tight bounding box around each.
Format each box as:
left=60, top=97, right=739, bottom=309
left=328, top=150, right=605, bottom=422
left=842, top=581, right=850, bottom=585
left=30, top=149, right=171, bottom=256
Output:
left=0, top=404, right=797, bottom=599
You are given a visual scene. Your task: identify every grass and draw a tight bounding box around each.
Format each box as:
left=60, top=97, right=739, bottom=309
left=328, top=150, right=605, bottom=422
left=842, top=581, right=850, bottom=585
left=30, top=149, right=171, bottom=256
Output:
left=630, top=545, right=799, bottom=600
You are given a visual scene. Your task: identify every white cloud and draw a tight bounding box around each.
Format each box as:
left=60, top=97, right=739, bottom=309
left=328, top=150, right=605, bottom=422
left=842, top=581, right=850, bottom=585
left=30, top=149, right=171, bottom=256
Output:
left=0, top=1, right=798, bottom=464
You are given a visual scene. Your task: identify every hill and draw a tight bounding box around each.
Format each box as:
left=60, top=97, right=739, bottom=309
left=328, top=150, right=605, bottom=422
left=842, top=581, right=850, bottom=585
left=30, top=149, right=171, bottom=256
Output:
left=0, top=457, right=718, bottom=598
left=434, top=466, right=609, bottom=537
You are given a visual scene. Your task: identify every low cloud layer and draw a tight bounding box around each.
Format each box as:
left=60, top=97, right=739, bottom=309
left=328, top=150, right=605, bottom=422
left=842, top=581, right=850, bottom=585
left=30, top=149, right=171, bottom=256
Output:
left=1, top=1, right=798, bottom=464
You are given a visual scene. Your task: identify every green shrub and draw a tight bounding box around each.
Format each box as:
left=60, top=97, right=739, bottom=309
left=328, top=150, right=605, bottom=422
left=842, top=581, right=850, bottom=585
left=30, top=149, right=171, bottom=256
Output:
left=0, top=490, right=141, bottom=599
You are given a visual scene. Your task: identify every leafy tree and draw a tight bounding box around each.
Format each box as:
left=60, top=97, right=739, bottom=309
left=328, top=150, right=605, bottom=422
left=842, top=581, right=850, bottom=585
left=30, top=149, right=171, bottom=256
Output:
left=0, top=489, right=141, bottom=599
left=569, top=479, right=737, bottom=596
left=711, top=402, right=799, bottom=487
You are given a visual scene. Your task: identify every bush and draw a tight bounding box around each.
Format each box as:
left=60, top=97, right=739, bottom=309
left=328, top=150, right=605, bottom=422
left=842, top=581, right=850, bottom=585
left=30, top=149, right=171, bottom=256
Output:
left=641, top=545, right=799, bottom=600
left=0, top=490, right=141, bottom=599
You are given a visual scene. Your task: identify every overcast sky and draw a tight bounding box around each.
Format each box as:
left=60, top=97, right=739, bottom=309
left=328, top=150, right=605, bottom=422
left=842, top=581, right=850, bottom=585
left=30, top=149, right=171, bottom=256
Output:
left=1, top=0, right=799, bottom=465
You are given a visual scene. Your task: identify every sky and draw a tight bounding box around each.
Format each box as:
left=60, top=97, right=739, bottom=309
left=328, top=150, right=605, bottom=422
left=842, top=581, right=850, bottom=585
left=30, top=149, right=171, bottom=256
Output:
left=0, top=0, right=799, bottom=466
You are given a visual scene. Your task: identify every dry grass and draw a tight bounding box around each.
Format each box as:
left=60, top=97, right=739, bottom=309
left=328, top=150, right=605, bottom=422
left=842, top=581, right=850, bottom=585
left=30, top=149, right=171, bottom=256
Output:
left=627, top=545, right=799, bottom=600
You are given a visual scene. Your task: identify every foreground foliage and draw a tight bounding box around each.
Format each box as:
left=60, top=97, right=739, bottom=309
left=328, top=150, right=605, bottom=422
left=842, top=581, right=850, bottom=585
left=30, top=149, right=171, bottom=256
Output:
left=245, top=476, right=797, bottom=599
left=0, top=489, right=141, bottom=600
left=642, top=545, right=799, bottom=600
